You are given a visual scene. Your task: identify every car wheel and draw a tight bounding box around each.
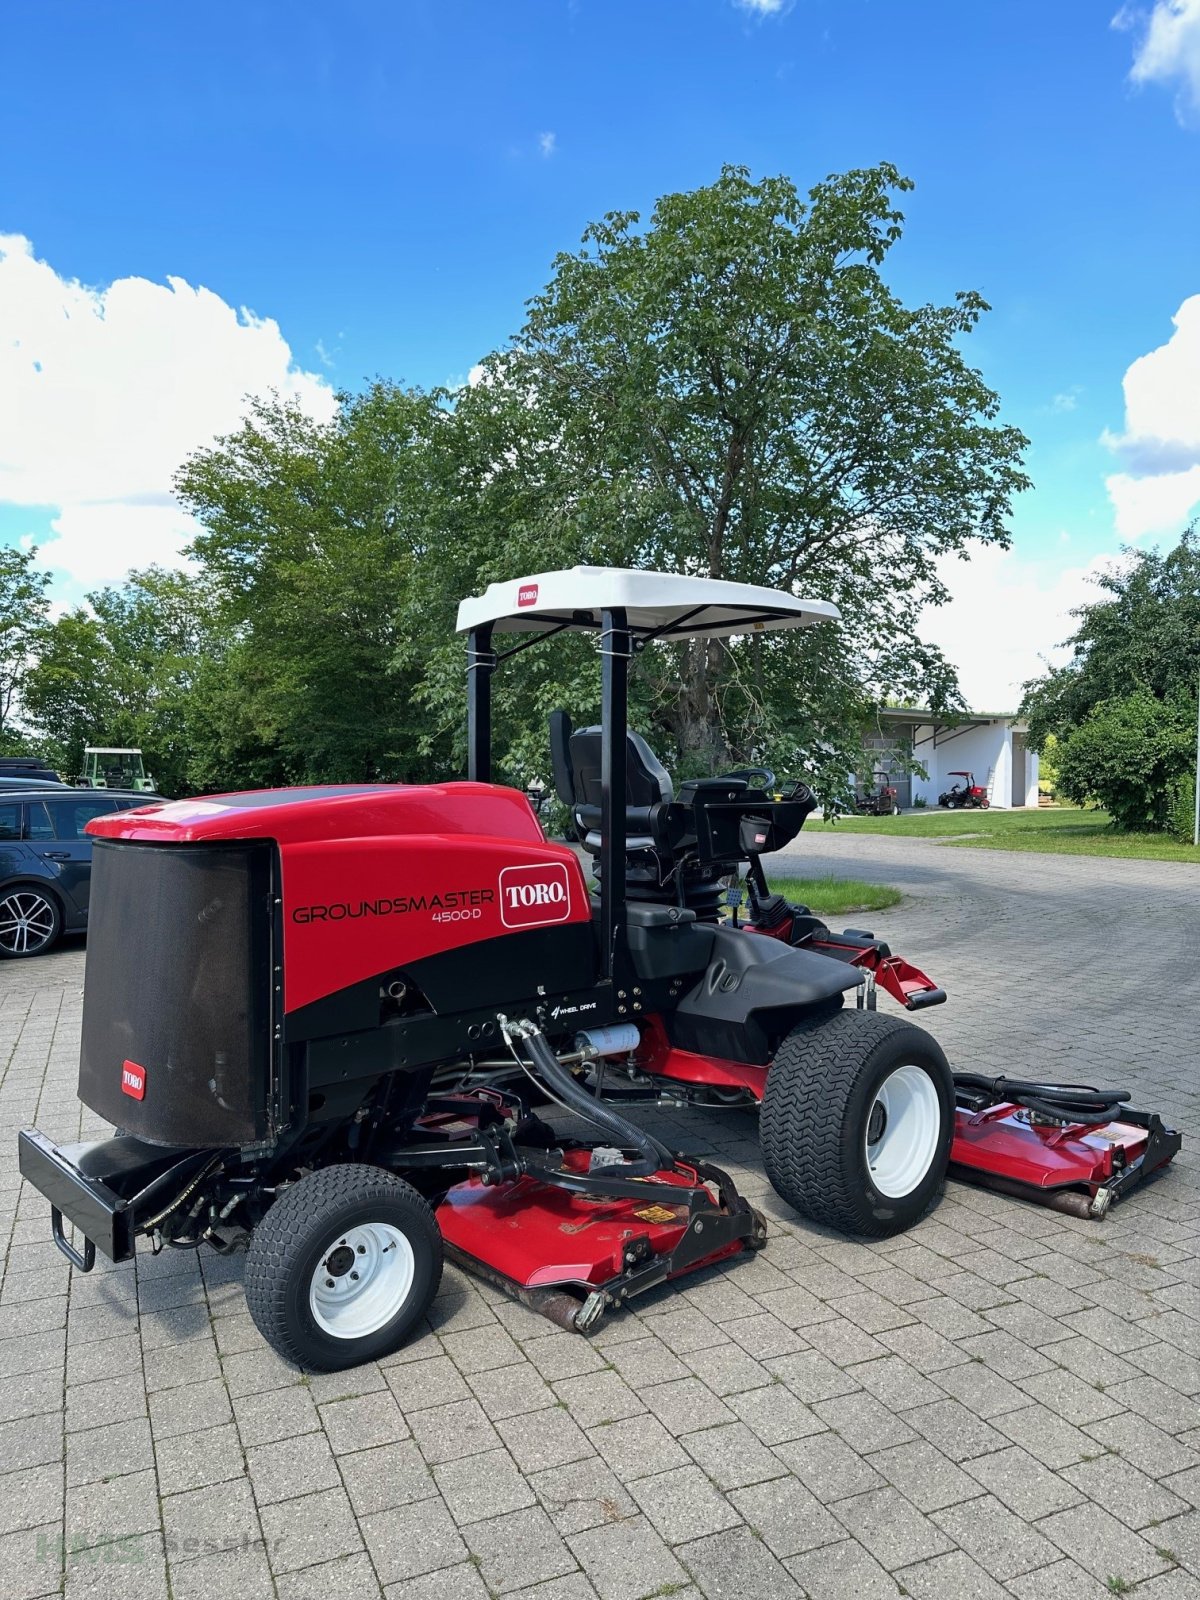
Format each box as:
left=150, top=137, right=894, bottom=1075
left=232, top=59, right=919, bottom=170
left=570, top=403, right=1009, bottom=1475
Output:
left=0, top=887, right=62, bottom=958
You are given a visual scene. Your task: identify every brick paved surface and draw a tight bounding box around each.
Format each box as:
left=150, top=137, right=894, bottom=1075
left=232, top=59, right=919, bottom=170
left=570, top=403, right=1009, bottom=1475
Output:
left=3, top=832, right=1200, bottom=1600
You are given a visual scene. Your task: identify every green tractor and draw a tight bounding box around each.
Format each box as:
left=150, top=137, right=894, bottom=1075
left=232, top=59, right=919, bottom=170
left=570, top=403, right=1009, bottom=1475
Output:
left=77, top=746, right=157, bottom=793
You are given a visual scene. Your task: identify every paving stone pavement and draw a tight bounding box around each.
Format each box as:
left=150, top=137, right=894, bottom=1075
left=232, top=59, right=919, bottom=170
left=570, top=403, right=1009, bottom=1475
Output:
left=3, top=831, right=1200, bottom=1600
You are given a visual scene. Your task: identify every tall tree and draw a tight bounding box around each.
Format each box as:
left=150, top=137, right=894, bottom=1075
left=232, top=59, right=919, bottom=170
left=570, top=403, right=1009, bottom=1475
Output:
left=1022, top=526, right=1200, bottom=748
left=1021, top=526, right=1200, bottom=834
left=175, top=386, right=455, bottom=788
left=459, top=164, right=1029, bottom=777
left=169, top=165, right=1029, bottom=800
left=0, top=544, right=51, bottom=748
left=22, top=567, right=221, bottom=790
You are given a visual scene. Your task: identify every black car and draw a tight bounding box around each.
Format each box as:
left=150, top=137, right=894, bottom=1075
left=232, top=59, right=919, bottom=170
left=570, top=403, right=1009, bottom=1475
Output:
left=0, top=758, right=62, bottom=785
left=0, top=789, right=160, bottom=958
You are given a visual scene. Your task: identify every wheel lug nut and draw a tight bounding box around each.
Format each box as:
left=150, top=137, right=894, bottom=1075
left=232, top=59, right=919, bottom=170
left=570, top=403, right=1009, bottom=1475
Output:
left=357, top=1245, right=366, bottom=1254
left=350, top=1271, right=359, bottom=1281
left=325, top=1279, right=334, bottom=1288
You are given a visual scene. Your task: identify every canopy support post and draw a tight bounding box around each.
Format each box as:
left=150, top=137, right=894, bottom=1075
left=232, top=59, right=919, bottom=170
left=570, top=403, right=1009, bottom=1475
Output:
left=467, top=624, right=495, bottom=783
left=599, top=608, right=631, bottom=984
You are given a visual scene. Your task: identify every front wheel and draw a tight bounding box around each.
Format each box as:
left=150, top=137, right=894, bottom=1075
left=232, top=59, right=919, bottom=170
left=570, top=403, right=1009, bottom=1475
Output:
left=244, top=1165, right=442, bottom=1370
left=760, top=1011, right=953, bottom=1237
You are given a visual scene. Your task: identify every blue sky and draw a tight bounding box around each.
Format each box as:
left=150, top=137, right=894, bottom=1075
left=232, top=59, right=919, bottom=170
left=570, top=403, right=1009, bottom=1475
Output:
left=2, top=0, right=1199, bottom=706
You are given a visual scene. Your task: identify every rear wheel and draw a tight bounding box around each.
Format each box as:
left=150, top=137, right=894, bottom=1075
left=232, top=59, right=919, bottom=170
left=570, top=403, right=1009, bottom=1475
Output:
left=0, top=887, right=62, bottom=958
left=760, top=1011, right=953, bottom=1237
left=245, top=1164, right=442, bottom=1370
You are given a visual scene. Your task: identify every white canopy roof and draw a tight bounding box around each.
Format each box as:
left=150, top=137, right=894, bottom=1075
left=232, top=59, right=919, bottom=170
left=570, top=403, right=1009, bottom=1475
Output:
left=455, top=566, right=838, bottom=640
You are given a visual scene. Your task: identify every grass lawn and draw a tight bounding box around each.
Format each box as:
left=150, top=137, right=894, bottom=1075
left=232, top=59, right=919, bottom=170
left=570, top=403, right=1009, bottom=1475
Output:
left=800, top=805, right=1200, bottom=863
left=765, top=876, right=902, bottom=915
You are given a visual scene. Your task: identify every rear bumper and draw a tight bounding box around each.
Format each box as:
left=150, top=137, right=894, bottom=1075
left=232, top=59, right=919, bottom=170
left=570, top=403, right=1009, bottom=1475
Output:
left=18, top=1128, right=136, bottom=1266
left=17, top=1128, right=210, bottom=1271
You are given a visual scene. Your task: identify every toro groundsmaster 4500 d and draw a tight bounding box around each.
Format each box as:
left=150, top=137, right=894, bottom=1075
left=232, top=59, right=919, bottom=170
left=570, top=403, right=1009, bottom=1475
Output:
left=18, top=568, right=1180, bottom=1370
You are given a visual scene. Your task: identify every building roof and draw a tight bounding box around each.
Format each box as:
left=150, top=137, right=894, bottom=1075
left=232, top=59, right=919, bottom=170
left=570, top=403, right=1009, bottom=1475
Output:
left=874, top=707, right=1021, bottom=725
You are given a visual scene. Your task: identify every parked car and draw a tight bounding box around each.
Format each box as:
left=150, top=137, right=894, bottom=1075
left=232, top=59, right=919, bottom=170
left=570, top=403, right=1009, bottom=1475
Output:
left=0, top=789, right=161, bottom=957
left=0, top=776, right=72, bottom=791
left=0, top=758, right=62, bottom=785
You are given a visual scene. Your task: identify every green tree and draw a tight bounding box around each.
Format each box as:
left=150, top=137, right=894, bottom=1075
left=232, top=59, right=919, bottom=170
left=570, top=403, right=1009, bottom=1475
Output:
left=175, top=386, right=455, bottom=788
left=1056, top=690, right=1194, bottom=832
left=1022, top=526, right=1200, bottom=833
left=22, top=567, right=221, bottom=792
left=0, top=544, right=51, bottom=749
left=1023, top=527, right=1200, bottom=749
left=454, top=163, right=1028, bottom=782
left=172, top=165, right=1029, bottom=799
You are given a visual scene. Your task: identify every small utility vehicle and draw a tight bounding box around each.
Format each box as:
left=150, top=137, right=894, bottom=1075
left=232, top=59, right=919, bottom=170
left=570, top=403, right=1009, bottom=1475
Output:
left=18, top=568, right=1179, bottom=1370
left=938, top=770, right=989, bottom=809
left=76, top=746, right=157, bottom=793
left=854, top=772, right=902, bottom=816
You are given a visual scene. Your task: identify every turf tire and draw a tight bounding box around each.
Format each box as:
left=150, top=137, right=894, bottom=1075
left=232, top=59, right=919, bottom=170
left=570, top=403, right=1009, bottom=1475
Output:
left=760, top=1010, right=953, bottom=1237
left=244, top=1164, right=442, bottom=1371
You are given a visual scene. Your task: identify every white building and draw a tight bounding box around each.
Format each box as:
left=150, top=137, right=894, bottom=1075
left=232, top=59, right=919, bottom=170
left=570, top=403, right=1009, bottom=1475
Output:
left=863, top=709, right=1039, bottom=810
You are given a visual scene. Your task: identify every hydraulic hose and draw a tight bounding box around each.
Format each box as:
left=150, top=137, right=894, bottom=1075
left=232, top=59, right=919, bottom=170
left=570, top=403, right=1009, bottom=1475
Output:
left=511, top=1023, right=675, bottom=1177
left=954, top=1073, right=1131, bottom=1126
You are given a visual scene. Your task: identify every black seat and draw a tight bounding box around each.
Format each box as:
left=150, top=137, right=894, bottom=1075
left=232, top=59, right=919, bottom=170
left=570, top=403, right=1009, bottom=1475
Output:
left=550, top=711, right=674, bottom=852
left=547, top=709, right=813, bottom=918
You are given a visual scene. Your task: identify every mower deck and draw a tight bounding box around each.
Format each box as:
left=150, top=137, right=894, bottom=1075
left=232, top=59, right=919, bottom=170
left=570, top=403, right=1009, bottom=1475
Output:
left=950, top=1092, right=1181, bottom=1219
left=437, top=1150, right=764, bottom=1332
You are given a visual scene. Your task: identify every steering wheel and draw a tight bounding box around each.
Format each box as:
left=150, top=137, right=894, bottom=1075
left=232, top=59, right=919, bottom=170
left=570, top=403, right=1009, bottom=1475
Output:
left=722, top=766, right=776, bottom=792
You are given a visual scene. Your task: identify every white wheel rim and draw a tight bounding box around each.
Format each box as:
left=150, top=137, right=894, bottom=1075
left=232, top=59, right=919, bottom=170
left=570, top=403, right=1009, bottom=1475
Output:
left=0, top=891, right=56, bottom=955
left=308, top=1222, right=415, bottom=1339
left=866, top=1064, right=941, bottom=1199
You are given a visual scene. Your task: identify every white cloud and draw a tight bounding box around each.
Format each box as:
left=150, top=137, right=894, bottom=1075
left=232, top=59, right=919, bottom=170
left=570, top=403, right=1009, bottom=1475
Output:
left=538, top=131, right=557, bottom=158
left=920, top=546, right=1118, bottom=711
left=1117, top=0, right=1200, bottom=122
left=734, top=0, right=792, bottom=13
left=1106, top=464, right=1200, bottom=536
left=1050, top=390, right=1080, bottom=413
left=0, top=234, right=336, bottom=590
left=1102, top=293, right=1200, bottom=536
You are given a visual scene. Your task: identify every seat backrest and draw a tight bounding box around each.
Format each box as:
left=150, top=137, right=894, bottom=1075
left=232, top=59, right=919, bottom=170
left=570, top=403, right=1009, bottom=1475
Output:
left=549, top=709, right=575, bottom=805
left=568, top=725, right=674, bottom=810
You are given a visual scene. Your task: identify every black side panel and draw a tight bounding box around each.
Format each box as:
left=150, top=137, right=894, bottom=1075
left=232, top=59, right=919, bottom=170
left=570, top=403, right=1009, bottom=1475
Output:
left=285, top=921, right=599, bottom=1042
left=668, top=925, right=859, bottom=1063
left=80, top=840, right=273, bottom=1147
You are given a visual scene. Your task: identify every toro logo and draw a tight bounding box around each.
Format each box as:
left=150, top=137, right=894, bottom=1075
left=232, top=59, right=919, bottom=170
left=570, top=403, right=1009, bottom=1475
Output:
left=499, top=862, right=572, bottom=928
left=121, top=1060, right=146, bottom=1101
left=517, top=583, right=539, bottom=608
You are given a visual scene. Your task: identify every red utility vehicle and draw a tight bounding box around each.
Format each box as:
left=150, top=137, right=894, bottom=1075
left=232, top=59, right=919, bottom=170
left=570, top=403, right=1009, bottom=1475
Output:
left=17, top=567, right=1179, bottom=1370
left=938, top=770, right=990, bottom=809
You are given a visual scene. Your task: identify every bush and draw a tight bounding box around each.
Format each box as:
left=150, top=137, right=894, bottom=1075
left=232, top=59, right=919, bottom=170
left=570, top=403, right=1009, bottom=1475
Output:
left=912, top=794, right=928, bottom=809
left=1168, top=771, right=1197, bottom=845
left=1057, top=691, right=1194, bottom=832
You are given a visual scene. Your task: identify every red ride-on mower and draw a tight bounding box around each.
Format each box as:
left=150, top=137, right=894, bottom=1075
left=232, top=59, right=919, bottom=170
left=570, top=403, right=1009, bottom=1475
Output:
left=938, top=770, right=989, bottom=809
left=854, top=772, right=901, bottom=816
left=16, top=567, right=1180, bottom=1371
